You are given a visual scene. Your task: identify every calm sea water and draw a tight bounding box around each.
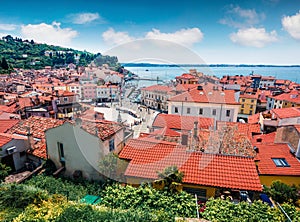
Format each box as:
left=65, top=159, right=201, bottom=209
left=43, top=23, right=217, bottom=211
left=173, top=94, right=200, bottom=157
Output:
left=124, top=66, right=300, bottom=87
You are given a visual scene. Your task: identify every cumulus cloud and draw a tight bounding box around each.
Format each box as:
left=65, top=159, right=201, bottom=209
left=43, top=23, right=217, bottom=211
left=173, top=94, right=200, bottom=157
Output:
left=220, top=5, right=265, bottom=28
left=21, top=22, right=78, bottom=46
left=70, top=12, right=101, bottom=24
left=102, top=28, right=134, bottom=45
left=102, top=27, right=203, bottom=47
left=282, top=11, right=300, bottom=40
left=230, top=28, right=278, bottom=47
left=145, top=28, right=203, bottom=46
left=0, top=23, right=17, bottom=31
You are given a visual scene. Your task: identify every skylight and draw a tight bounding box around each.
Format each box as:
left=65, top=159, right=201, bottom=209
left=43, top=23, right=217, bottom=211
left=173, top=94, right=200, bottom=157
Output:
left=272, top=158, right=290, bottom=167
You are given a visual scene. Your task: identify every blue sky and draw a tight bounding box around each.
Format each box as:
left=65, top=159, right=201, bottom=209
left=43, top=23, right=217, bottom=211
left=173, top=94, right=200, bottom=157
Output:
left=0, top=0, right=300, bottom=64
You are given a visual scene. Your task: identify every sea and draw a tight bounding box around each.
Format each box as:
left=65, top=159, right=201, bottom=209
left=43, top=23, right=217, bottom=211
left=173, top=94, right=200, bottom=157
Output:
left=124, top=65, right=300, bottom=88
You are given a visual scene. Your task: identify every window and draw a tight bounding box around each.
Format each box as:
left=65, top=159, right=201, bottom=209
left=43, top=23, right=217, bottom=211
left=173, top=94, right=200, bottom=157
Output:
left=199, top=108, right=203, bottom=115
left=109, top=139, right=115, bottom=152
left=280, top=101, right=282, bottom=104
left=249, top=110, right=253, bottom=115
left=212, top=109, right=216, bottom=115
left=241, top=104, right=244, bottom=108
left=187, top=107, right=191, bottom=114
left=226, top=110, right=230, bottom=117
left=251, top=99, right=254, bottom=103
left=57, top=142, right=65, bottom=162
left=174, top=107, right=178, bottom=113
left=272, top=158, right=289, bottom=167
left=250, top=105, right=253, bottom=109
left=241, top=109, right=244, bottom=114
left=63, top=97, right=68, bottom=102
left=242, top=99, right=245, bottom=102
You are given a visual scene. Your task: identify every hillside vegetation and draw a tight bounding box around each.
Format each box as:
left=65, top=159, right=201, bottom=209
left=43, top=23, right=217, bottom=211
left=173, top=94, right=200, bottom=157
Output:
left=0, top=35, right=119, bottom=72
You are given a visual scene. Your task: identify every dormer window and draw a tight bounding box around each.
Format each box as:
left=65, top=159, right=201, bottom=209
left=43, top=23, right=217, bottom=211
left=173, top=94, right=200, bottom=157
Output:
left=272, top=158, right=289, bottom=167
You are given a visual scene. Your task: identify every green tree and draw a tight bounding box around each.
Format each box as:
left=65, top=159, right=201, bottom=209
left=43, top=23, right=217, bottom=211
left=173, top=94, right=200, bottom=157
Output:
left=265, top=180, right=299, bottom=204
left=0, top=163, right=11, bottom=182
left=0, top=57, right=9, bottom=70
left=155, top=166, right=184, bottom=192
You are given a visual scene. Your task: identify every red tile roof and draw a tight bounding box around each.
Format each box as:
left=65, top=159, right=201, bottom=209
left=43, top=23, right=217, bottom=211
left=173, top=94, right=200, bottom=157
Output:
left=271, top=107, right=300, bottom=119
left=248, top=113, right=260, bottom=124
left=175, top=73, right=197, bottom=79
left=269, top=90, right=300, bottom=103
left=217, top=121, right=261, bottom=139
left=119, top=138, right=262, bottom=191
left=294, top=125, right=300, bottom=134
left=150, top=127, right=181, bottom=137
left=0, top=134, right=12, bottom=147
left=141, top=85, right=172, bottom=93
left=152, top=114, right=214, bottom=131
left=6, top=116, right=64, bottom=159
left=169, top=85, right=238, bottom=105
left=240, top=93, right=259, bottom=99
left=81, top=120, right=123, bottom=141
left=252, top=132, right=276, bottom=145
left=254, top=143, right=300, bottom=176
left=0, top=119, right=19, bottom=133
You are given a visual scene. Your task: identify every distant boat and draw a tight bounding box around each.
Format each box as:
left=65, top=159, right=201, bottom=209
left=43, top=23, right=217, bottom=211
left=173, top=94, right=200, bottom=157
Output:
left=145, top=69, right=149, bottom=71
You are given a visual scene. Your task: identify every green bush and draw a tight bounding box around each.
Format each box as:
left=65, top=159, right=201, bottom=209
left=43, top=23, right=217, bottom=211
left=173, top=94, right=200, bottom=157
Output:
left=101, top=183, right=196, bottom=219
left=201, top=198, right=287, bottom=222
left=25, top=175, right=102, bottom=201
left=265, top=180, right=299, bottom=204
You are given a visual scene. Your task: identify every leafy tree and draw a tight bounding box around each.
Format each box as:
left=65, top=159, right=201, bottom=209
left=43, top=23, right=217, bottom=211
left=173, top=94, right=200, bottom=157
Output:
left=155, top=165, right=184, bottom=192
left=0, top=163, right=11, bottom=182
left=265, top=180, right=299, bottom=204
left=0, top=57, right=9, bottom=70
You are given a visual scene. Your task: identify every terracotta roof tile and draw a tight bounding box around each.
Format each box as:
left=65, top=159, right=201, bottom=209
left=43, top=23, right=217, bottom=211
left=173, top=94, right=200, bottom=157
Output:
left=141, top=85, right=172, bottom=92
left=252, top=132, right=276, bottom=145
left=0, top=119, right=19, bottom=133
left=6, top=116, right=64, bottom=159
left=152, top=114, right=214, bottom=130
left=271, top=107, right=300, bottom=119
left=119, top=138, right=262, bottom=191
left=81, top=120, right=123, bottom=141
left=169, top=84, right=238, bottom=105
left=254, top=143, right=300, bottom=176
left=0, top=134, right=12, bottom=147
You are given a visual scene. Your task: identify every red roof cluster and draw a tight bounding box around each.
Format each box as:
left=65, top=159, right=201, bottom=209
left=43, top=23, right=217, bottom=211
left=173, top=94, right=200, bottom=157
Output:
left=119, top=138, right=262, bottom=191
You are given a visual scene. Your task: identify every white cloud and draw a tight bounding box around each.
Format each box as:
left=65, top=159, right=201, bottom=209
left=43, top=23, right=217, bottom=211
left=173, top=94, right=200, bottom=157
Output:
left=21, top=22, right=78, bottom=46
left=145, top=28, right=203, bottom=46
left=102, top=27, right=203, bottom=47
left=0, top=23, right=17, bottom=31
left=102, top=28, right=134, bottom=45
left=230, top=28, right=278, bottom=47
left=71, top=13, right=100, bottom=24
left=220, top=5, right=265, bottom=28
left=282, top=11, right=300, bottom=40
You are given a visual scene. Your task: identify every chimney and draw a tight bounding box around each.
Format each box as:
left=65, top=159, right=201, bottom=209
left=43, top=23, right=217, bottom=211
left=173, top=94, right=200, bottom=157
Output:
left=193, top=121, right=198, bottom=138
